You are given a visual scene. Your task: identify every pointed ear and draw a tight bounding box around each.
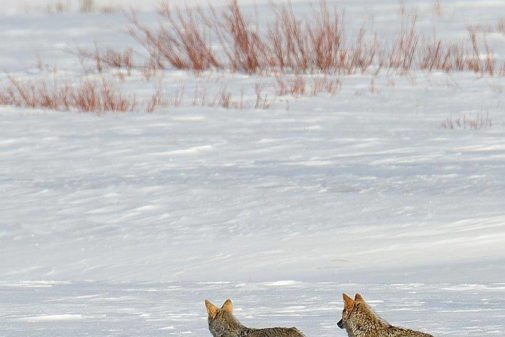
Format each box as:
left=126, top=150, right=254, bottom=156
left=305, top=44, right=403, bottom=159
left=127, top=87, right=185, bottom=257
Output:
left=343, top=293, right=354, bottom=311
left=205, top=299, right=219, bottom=319
left=354, top=293, right=365, bottom=302
left=221, top=299, right=233, bottom=313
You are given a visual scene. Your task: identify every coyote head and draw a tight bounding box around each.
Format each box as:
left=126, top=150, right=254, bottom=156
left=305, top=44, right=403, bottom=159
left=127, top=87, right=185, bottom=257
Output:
left=205, top=299, right=244, bottom=337
left=337, top=293, right=389, bottom=337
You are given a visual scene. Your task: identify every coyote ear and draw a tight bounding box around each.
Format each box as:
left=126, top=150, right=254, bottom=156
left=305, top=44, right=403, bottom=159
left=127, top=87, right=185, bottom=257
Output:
left=354, top=293, right=365, bottom=302
left=343, top=293, right=354, bottom=311
left=205, top=299, right=219, bottom=319
left=222, top=299, right=233, bottom=313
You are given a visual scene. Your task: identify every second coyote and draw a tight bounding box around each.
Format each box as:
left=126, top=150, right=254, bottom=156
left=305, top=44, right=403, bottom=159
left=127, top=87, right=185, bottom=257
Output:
left=337, top=293, right=434, bottom=337
left=205, top=299, right=306, bottom=337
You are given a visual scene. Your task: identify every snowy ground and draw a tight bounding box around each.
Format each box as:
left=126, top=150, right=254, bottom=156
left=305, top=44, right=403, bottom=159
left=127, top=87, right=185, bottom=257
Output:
left=2, top=1, right=505, bottom=337
left=3, top=72, right=505, bottom=283
left=2, top=281, right=505, bottom=337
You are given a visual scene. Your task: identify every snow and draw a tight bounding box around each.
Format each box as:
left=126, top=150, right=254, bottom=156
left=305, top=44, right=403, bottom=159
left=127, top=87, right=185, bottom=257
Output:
left=3, top=79, right=505, bottom=283
left=1, top=0, right=505, bottom=336
left=17, top=314, right=85, bottom=322
left=1, top=281, right=505, bottom=337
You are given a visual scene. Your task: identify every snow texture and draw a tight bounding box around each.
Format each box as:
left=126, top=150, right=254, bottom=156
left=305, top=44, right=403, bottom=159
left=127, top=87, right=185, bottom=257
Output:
left=1, top=281, right=505, bottom=337
left=1, top=1, right=505, bottom=336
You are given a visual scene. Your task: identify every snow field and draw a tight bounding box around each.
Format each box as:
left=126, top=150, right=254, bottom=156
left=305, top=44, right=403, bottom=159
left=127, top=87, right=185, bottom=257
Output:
left=1, top=281, right=505, bottom=337
left=1, top=1, right=505, bottom=337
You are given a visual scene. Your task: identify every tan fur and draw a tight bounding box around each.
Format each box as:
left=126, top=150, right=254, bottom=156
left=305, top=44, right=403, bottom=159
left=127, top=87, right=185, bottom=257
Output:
left=354, top=293, right=365, bottom=302
left=205, top=299, right=305, bottom=337
left=206, top=299, right=219, bottom=319
left=222, top=299, right=234, bottom=313
left=338, top=293, right=434, bottom=337
left=343, top=293, right=355, bottom=312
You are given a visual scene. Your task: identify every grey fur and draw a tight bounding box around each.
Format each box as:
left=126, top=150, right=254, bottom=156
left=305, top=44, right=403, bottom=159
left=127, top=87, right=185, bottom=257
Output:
left=205, top=299, right=305, bottom=337
left=339, top=294, right=433, bottom=337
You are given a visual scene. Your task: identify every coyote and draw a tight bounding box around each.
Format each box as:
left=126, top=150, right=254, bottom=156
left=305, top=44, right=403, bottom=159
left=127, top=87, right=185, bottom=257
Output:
left=337, top=293, right=434, bottom=337
left=205, top=299, right=306, bottom=337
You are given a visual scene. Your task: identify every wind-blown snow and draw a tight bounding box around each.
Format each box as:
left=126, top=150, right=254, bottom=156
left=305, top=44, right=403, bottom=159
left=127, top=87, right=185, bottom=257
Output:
left=1, top=281, right=504, bottom=337
left=2, top=77, right=505, bottom=283
left=1, top=1, right=505, bottom=336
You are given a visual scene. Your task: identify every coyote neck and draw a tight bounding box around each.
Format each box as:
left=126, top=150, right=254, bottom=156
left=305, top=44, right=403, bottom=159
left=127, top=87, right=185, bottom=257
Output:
left=212, top=321, right=250, bottom=337
left=350, top=325, right=430, bottom=337
left=347, top=313, right=391, bottom=337
left=238, top=327, right=255, bottom=337
left=347, top=325, right=390, bottom=337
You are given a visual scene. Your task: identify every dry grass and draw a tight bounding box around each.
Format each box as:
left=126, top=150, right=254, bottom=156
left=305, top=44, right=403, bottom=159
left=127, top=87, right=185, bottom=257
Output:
left=46, top=1, right=71, bottom=14
left=388, top=18, right=497, bottom=75
left=78, top=45, right=134, bottom=74
left=194, top=87, right=246, bottom=109
left=162, top=84, right=274, bottom=110
left=9, top=1, right=504, bottom=113
left=145, top=87, right=165, bottom=112
left=498, top=19, right=505, bottom=34
left=79, top=0, right=94, bottom=13
left=0, top=77, right=137, bottom=113
left=441, top=113, right=493, bottom=129
left=128, top=6, right=221, bottom=71
left=43, top=0, right=120, bottom=14
left=312, top=76, right=342, bottom=95
left=308, top=1, right=345, bottom=73
left=78, top=0, right=121, bottom=14
left=254, top=84, right=272, bottom=109
left=276, top=75, right=342, bottom=96
left=216, top=1, right=270, bottom=73
left=127, top=0, right=503, bottom=76
left=388, top=14, right=419, bottom=72
left=138, top=84, right=263, bottom=112
left=276, top=75, right=306, bottom=96
left=432, top=1, right=443, bottom=17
